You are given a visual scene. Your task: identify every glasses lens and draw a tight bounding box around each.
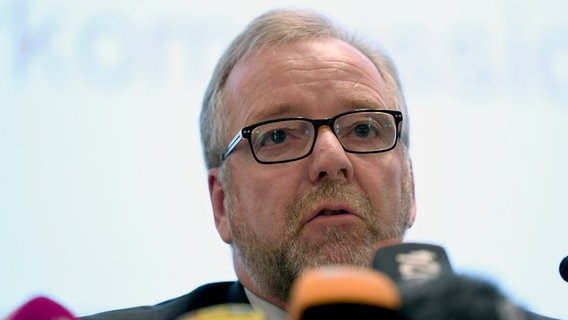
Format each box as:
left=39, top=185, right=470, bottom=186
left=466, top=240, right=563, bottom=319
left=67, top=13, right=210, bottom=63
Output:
left=251, top=120, right=314, bottom=162
left=334, top=112, right=397, bottom=152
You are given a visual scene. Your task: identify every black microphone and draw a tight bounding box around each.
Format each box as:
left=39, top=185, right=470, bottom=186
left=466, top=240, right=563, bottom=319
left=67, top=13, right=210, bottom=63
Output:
left=372, top=242, right=454, bottom=287
left=559, top=256, right=568, bottom=282
left=372, top=243, right=555, bottom=320
left=398, top=273, right=529, bottom=320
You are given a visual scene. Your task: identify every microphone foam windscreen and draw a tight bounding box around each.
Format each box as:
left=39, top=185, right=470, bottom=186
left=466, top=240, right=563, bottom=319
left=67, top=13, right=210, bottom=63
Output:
left=288, top=266, right=403, bottom=320
left=559, top=256, right=568, bottom=282
left=176, top=303, right=265, bottom=320
left=7, top=296, right=76, bottom=320
left=400, top=275, right=529, bottom=320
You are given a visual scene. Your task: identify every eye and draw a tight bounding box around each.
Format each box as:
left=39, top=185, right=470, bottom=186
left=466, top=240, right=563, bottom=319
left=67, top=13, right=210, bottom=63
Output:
left=268, top=130, right=287, bottom=144
left=346, top=121, right=379, bottom=139
left=354, top=123, right=372, bottom=138
left=251, top=119, right=312, bottom=154
left=253, top=128, right=291, bottom=148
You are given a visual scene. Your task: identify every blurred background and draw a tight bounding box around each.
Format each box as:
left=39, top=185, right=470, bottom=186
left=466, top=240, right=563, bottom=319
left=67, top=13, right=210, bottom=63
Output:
left=1, top=0, right=567, bottom=318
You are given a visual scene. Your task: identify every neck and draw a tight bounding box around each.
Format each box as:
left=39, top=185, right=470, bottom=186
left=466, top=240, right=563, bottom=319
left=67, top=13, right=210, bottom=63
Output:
left=233, top=253, right=288, bottom=310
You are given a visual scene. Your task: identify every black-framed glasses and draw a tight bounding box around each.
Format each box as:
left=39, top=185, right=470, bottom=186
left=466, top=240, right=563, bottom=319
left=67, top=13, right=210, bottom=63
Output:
left=220, top=109, right=403, bottom=164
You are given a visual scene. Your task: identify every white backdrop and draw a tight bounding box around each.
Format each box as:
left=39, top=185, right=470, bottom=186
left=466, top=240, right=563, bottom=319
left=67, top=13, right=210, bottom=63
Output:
left=1, top=0, right=567, bottom=318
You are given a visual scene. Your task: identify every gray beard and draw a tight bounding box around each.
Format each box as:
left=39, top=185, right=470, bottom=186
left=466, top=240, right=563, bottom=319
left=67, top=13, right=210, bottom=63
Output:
left=227, top=180, right=407, bottom=302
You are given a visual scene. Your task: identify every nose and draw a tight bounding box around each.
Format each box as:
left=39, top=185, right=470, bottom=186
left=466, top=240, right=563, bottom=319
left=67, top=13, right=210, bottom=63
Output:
left=308, top=126, right=354, bottom=183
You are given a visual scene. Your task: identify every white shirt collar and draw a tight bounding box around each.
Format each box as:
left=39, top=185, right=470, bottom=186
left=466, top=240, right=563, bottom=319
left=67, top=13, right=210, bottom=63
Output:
left=243, top=287, right=288, bottom=320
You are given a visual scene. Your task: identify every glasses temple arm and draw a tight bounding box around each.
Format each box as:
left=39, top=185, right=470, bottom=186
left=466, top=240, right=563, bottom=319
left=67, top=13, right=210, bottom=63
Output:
left=220, top=131, right=243, bottom=161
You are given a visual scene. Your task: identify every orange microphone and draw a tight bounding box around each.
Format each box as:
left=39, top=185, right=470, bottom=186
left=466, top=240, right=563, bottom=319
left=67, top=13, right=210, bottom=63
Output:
left=288, top=266, right=403, bottom=320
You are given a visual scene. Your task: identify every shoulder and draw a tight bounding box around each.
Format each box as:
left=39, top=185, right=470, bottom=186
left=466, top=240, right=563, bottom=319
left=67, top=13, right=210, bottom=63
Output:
left=80, top=281, right=249, bottom=320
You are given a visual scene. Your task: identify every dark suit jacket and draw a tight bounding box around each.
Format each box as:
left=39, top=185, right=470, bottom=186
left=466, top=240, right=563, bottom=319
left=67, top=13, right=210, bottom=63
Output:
left=80, top=281, right=250, bottom=320
left=79, top=281, right=558, bottom=320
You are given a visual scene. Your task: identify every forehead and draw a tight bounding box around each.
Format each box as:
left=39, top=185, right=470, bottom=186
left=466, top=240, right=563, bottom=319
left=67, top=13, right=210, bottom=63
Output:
left=223, top=38, right=388, bottom=124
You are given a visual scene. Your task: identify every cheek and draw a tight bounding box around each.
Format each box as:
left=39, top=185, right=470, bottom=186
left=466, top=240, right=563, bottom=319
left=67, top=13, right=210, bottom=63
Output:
left=230, top=164, right=301, bottom=233
left=355, top=155, right=404, bottom=209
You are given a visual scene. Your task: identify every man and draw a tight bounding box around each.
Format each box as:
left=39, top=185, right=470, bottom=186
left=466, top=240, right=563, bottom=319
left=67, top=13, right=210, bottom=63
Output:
left=82, top=8, right=415, bottom=320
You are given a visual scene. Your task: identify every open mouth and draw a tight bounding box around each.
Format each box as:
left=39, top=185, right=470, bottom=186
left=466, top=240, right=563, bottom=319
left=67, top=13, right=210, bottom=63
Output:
left=303, top=204, right=356, bottom=225
left=318, top=209, right=349, bottom=216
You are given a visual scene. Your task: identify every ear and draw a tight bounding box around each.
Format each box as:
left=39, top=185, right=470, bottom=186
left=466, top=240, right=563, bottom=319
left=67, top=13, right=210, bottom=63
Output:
left=408, top=194, right=417, bottom=228
left=406, top=157, right=417, bottom=229
left=208, top=167, right=233, bottom=244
